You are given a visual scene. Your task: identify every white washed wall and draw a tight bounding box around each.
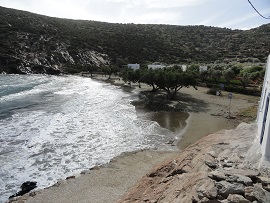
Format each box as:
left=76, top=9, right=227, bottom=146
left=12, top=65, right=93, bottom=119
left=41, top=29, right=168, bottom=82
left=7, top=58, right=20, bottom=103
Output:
left=257, top=55, right=270, bottom=158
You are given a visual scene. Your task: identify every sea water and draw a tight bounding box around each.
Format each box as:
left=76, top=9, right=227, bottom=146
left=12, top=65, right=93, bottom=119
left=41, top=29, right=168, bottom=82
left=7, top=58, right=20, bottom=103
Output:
left=0, top=74, right=187, bottom=202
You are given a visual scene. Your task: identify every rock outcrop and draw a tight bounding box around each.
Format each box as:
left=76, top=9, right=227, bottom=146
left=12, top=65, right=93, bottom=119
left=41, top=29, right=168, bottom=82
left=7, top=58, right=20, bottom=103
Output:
left=9, top=181, right=37, bottom=199
left=0, top=38, right=110, bottom=74
left=119, top=123, right=270, bottom=203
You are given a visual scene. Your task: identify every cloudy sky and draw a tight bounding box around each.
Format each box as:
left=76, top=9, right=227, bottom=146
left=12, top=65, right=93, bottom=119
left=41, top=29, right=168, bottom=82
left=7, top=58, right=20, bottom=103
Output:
left=0, top=0, right=269, bottom=30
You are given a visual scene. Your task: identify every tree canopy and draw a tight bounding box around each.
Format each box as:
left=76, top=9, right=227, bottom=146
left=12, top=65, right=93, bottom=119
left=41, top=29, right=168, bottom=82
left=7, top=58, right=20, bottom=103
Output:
left=121, top=66, right=197, bottom=99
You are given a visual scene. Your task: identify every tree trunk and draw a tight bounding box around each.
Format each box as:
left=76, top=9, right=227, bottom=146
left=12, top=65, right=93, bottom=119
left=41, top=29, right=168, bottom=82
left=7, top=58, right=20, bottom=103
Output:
left=170, top=88, right=177, bottom=100
left=151, top=84, right=158, bottom=92
left=108, top=72, right=112, bottom=79
left=164, top=89, right=176, bottom=100
left=241, top=81, right=246, bottom=89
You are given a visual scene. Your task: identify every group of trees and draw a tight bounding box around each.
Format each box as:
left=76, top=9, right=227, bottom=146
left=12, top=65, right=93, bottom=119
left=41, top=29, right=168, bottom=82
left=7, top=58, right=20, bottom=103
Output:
left=199, top=64, right=265, bottom=88
left=75, top=61, right=264, bottom=99
left=66, top=64, right=119, bottom=79
left=117, top=63, right=264, bottom=99
left=120, top=66, right=197, bottom=99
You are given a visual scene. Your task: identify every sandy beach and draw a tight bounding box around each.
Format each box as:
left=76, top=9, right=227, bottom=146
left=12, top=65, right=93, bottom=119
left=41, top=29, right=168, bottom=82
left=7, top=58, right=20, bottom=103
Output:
left=103, top=75, right=259, bottom=149
left=177, top=86, right=258, bottom=148
left=9, top=75, right=260, bottom=203
left=12, top=150, right=179, bottom=203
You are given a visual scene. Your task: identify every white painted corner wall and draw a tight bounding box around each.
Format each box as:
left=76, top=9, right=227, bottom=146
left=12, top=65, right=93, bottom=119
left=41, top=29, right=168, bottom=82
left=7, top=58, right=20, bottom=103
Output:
left=257, top=55, right=270, bottom=159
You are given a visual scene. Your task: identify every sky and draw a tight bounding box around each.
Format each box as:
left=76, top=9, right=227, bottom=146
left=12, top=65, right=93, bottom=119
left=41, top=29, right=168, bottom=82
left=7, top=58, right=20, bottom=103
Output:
left=0, top=0, right=270, bottom=30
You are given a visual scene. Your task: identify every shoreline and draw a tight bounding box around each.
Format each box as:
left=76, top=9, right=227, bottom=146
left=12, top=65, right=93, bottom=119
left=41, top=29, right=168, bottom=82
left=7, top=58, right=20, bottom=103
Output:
left=9, top=74, right=260, bottom=203
left=10, top=150, right=180, bottom=203
left=90, top=74, right=258, bottom=149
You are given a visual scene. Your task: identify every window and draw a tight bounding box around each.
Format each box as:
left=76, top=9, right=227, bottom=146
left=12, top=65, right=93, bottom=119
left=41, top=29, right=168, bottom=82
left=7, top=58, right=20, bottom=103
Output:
left=260, top=94, right=270, bottom=144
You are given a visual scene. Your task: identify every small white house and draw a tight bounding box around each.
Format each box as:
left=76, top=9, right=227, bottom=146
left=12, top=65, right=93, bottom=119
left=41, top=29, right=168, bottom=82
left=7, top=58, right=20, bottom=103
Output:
left=199, top=66, right=208, bottom=72
left=148, top=64, right=166, bottom=70
left=257, top=55, right=270, bottom=160
left=182, top=65, right=187, bottom=72
left=127, top=64, right=140, bottom=70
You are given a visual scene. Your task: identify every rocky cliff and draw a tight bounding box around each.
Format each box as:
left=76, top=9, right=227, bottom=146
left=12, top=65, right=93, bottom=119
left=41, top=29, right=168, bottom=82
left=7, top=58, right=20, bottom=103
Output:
left=0, top=7, right=110, bottom=74
left=119, top=123, right=270, bottom=203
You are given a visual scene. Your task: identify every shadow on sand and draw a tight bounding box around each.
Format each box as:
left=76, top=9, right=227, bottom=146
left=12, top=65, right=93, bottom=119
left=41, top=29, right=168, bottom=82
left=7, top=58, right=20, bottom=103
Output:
left=134, top=90, right=210, bottom=113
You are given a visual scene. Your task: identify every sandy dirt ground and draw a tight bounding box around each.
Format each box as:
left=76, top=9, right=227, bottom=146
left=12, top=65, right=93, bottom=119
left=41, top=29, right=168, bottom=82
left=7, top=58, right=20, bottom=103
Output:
left=177, top=86, right=259, bottom=148
left=9, top=74, right=260, bottom=203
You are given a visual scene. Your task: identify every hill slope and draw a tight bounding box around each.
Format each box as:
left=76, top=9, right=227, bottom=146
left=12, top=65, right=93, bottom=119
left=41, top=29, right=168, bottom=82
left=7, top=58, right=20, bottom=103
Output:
left=0, top=6, right=270, bottom=74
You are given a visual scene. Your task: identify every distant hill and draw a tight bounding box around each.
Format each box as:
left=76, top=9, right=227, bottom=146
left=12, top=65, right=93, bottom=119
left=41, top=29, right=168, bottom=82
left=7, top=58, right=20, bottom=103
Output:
left=0, top=6, right=269, bottom=74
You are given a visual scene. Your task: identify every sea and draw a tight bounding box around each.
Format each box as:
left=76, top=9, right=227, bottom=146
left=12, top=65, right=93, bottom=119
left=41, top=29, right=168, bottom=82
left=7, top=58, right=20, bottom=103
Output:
left=0, top=74, right=188, bottom=202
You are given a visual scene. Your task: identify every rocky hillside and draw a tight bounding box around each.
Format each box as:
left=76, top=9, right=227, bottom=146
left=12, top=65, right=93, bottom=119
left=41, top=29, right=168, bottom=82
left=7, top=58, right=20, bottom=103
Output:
left=0, top=6, right=270, bottom=74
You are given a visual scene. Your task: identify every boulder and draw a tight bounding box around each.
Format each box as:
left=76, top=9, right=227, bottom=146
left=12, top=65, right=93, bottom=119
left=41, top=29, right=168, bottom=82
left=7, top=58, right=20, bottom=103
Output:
left=226, top=175, right=253, bottom=186
left=227, top=194, right=250, bottom=203
left=205, top=161, right=219, bottom=169
left=9, top=181, right=37, bottom=199
left=197, top=185, right=218, bottom=200
left=198, top=197, right=210, bottom=203
left=244, top=186, right=256, bottom=202
left=208, top=171, right=227, bottom=181
left=216, top=181, right=245, bottom=198
left=221, top=169, right=260, bottom=180
left=253, top=184, right=270, bottom=203
left=257, top=176, right=270, bottom=185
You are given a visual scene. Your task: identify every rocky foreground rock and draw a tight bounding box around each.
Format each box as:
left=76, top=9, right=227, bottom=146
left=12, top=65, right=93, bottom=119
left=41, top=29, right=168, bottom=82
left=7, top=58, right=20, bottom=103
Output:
left=9, top=182, right=37, bottom=199
left=119, top=123, right=270, bottom=203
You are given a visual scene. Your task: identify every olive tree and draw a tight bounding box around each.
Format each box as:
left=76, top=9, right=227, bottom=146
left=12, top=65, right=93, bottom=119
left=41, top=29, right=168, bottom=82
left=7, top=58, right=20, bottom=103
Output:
left=223, top=68, right=235, bottom=84
left=155, top=68, right=197, bottom=99
left=211, top=69, right=222, bottom=83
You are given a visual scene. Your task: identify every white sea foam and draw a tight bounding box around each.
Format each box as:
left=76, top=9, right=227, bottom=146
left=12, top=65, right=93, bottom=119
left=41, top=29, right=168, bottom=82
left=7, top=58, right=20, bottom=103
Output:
left=0, top=75, right=178, bottom=202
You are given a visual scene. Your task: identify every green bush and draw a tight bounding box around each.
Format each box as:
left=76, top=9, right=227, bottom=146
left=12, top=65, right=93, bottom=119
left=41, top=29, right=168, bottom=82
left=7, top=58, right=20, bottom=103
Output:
left=65, top=67, right=81, bottom=74
left=224, top=85, right=260, bottom=96
left=204, top=81, right=260, bottom=96
left=207, top=88, right=221, bottom=95
left=229, top=79, right=242, bottom=86
left=206, top=83, right=219, bottom=89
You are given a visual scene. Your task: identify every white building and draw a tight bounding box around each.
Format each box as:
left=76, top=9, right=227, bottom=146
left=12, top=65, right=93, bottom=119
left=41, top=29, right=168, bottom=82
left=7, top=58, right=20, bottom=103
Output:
left=148, top=64, right=166, bottom=70
left=199, top=66, right=208, bottom=72
left=127, top=64, right=140, bottom=70
left=182, top=65, right=187, bottom=72
left=257, top=55, right=270, bottom=161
